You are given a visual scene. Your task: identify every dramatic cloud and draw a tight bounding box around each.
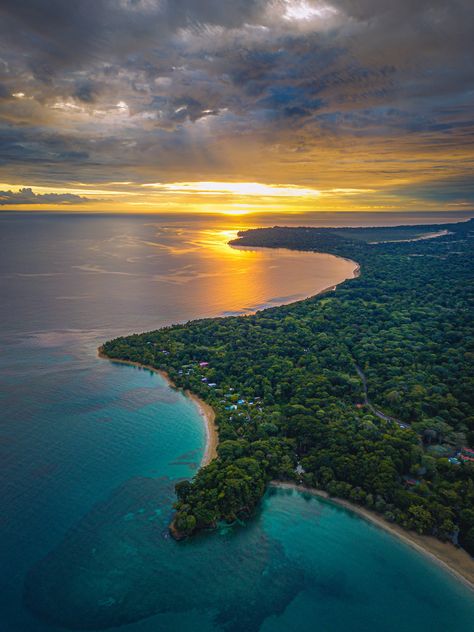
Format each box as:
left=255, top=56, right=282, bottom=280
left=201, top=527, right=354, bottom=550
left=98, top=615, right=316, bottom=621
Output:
left=0, top=0, right=472, bottom=211
left=0, top=188, right=92, bottom=205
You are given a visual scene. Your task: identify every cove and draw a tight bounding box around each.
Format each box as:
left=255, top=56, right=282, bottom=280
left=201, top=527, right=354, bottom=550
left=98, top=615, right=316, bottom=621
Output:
left=23, top=481, right=474, bottom=631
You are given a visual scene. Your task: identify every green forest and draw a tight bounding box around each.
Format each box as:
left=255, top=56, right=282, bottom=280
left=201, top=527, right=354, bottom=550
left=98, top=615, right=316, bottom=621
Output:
left=102, top=219, right=474, bottom=554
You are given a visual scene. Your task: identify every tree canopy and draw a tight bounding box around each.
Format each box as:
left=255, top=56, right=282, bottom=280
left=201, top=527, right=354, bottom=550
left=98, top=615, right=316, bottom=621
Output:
left=102, top=219, right=474, bottom=553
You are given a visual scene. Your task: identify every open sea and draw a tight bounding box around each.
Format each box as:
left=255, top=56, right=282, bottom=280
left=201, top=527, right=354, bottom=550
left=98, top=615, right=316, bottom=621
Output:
left=1, top=211, right=473, bottom=631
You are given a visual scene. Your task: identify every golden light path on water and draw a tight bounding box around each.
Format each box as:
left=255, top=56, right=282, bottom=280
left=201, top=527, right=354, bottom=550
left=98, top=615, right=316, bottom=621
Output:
left=128, top=219, right=358, bottom=322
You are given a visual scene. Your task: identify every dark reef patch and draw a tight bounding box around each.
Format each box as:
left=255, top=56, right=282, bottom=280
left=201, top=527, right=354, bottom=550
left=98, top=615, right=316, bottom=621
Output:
left=23, top=477, right=304, bottom=631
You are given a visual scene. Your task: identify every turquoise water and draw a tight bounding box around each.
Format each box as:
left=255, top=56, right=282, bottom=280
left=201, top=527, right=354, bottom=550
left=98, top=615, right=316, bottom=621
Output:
left=21, top=484, right=474, bottom=632
left=1, top=212, right=473, bottom=631
left=0, top=333, right=207, bottom=631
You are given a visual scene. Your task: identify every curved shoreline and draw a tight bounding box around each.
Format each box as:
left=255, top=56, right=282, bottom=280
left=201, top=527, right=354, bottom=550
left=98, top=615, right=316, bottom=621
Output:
left=98, top=257, right=359, bottom=468
left=306, top=259, right=361, bottom=298
left=97, top=349, right=218, bottom=467
left=186, top=391, right=218, bottom=465
left=99, top=252, right=473, bottom=590
left=230, top=247, right=360, bottom=306
left=271, top=482, right=474, bottom=592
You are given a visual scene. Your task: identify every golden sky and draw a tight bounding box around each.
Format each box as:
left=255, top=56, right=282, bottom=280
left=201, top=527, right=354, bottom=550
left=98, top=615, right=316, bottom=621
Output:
left=0, top=1, right=473, bottom=214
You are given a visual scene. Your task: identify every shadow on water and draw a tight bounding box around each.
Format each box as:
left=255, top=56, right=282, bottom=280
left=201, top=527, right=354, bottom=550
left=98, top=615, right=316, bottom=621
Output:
left=23, top=477, right=305, bottom=631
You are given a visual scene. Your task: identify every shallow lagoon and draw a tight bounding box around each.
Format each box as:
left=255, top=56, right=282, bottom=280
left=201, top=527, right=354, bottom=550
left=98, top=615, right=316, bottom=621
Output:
left=1, top=212, right=473, bottom=631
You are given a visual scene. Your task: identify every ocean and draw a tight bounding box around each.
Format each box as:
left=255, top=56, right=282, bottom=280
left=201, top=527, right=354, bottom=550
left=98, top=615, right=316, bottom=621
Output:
left=1, top=211, right=473, bottom=631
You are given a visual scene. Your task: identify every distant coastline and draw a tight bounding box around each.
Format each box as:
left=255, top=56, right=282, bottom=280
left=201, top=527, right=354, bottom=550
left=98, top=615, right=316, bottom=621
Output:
left=271, top=482, right=474, bottom=592
left=368, top=229, right=451, bottom=244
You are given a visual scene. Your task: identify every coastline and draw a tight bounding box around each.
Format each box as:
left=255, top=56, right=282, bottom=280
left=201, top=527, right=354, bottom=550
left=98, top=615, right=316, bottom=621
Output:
left=317, top=259, right=360, bottom=294
left=343, top=258, right=360, bottom=280
left=97, top=255, right=474, bottom=592
left=185, top=391, right=217, bottom=465
left=369, top=229, right=451, bottom=244
left=271, top=481, right=474, bottom=592
left=287, top=259, right=360, bottom=306
left=97, top=258, right=359, bottom=468
left=98, top=258, right=359, bottom=541
left=97, top=348, right=218, bottom=467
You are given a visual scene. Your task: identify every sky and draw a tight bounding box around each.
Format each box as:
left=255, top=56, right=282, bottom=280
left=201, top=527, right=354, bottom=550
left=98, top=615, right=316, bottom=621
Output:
left=0, top=0, right=473, bottom=214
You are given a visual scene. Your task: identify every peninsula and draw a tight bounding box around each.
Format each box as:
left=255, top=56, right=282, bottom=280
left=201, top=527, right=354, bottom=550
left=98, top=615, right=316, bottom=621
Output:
left=101, top=219, right=474, bottom=582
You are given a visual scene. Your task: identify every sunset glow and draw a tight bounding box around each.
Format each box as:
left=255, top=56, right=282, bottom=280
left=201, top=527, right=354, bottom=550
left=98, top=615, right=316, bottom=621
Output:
left=0, top=1, right=472, bottom=214
left=143, top=181, right=323, bottom=198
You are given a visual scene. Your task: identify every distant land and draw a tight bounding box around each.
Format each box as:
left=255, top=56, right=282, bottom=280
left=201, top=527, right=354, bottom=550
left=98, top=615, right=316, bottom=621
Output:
left=102, top=218, right=474, bottom=585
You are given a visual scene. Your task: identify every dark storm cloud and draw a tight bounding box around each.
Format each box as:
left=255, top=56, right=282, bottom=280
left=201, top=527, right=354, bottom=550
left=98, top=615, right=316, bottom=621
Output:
left=391, top=175, right=474, bottom=204
left=0, top=188, right=91, bottom=205
left=0, top=83, right=10, bottom=100
left=74, top=83, right=100, bottom=104
left=0, top=0, right=473, bottom=206
left=0, top=128, right=90, bottom=166
left=1, top=1, right=472, bottom=119
left=0, top=0, right=266, bottom=73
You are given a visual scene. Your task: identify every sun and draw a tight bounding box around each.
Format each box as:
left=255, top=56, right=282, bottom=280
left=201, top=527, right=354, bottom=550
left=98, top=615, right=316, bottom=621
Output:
left=219, top=209, right=253, bottom=216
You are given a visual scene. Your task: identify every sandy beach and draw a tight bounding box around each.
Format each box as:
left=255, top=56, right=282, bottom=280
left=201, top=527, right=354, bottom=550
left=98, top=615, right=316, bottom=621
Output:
left=185, top=391, right=217, bottom=465
left=98, top=257, right=474, bottom=592
left=97, top=348, right=218, bottom=467
left=96, top=258, right=357, bottom=469
left=271, top=481, right=474, bottom=592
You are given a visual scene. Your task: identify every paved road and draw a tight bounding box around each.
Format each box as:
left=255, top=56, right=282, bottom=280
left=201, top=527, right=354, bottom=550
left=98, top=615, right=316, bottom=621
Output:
left=355, top=364, right=410, bottom=429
